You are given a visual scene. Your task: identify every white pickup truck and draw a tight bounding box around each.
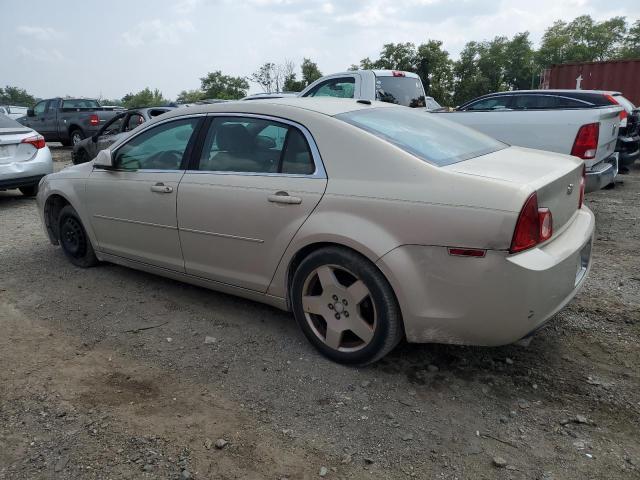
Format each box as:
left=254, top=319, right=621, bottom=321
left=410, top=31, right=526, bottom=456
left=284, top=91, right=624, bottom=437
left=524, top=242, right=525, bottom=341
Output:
left=437, top=91, right=623, bottom=192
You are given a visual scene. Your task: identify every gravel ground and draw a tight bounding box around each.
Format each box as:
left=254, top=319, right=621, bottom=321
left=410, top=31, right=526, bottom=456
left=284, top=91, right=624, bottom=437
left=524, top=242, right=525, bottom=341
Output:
left=1, top=146, right=639, bottom=479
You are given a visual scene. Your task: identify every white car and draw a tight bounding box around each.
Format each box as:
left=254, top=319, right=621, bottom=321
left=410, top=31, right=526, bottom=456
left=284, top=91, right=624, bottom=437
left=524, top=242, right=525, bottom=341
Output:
left=0, top=114, right=53, bottom=196
left=36, top=98, right=594, bottom=364
left=0, top=105, right=28, bottom=120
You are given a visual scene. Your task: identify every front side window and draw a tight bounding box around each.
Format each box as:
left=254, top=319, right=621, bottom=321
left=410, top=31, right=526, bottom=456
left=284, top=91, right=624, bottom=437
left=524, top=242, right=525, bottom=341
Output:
left=197, top=116, right=315, bottom=175
left=304, top=77, right=355, bottom=99
left=101, top=115, right=125, bottom=136
left=337, top=107, right=507, bottom=167
left=465, top=97, right=511, bottom=111
left=33, top=101, right=46, bottom=115
left=114, top=117, right=198, bottom=171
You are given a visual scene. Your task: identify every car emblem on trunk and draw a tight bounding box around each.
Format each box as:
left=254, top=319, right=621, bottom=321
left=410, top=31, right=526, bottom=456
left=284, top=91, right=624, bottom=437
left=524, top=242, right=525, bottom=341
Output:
left=567, top=183, right=574, bottom=194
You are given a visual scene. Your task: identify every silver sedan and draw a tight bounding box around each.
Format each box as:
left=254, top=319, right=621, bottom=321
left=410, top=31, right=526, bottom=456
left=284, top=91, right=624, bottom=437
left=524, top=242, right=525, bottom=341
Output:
left=0, top=113, right=53, bottom=196
left=36, top=98, right=594, bottom=364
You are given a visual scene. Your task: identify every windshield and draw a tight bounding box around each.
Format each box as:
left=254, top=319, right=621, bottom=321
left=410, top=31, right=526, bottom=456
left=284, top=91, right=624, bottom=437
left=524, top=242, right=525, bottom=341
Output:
left=375, top=76, right=426, bottom=108
left=336, top=107, right=507, bottom=166
left=62, top=99, right=101, bottom=109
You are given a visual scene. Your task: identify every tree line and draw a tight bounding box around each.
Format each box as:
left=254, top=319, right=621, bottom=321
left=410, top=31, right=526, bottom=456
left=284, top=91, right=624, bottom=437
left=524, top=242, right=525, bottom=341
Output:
left=1, top=15, right=638, bottom=110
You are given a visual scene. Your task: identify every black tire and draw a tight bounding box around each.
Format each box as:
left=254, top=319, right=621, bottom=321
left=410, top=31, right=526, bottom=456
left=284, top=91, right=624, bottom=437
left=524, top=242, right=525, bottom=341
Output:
left=74, top=148, right=90, bottom=165
left=19, top=185, right=38, bottom=197
left=58, top=205, right=98, bottom=268
left=291, top=247, right=403, bottom=365
left=70, top=129, right=84, bottom=147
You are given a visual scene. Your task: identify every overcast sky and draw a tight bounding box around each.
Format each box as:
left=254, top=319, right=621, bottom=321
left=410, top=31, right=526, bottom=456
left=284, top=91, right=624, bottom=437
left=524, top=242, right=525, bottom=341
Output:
left=2, top=0, right=638, bottom=100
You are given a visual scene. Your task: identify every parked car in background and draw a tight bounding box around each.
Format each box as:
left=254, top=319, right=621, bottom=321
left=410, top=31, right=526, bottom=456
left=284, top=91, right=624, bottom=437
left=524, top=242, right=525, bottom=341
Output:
left=37, top=98, right=593, bottom=365
left=438, top=90, right=623, bottom=192
left=0, top=113, right=53, bottom=196
left=299, top=70, right=442, bottom=110
left=18, top=98, right=119, bottom=147
left=606, top=92, right=639, bottom=172
left=72, top=106, right=174, bottom=164
left=0, top=105, right=28, bottom=120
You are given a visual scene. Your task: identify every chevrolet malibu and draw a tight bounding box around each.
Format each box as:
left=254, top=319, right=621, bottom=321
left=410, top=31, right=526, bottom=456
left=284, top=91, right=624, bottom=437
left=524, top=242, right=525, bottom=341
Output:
left=37, top=98, right=594, bottom=365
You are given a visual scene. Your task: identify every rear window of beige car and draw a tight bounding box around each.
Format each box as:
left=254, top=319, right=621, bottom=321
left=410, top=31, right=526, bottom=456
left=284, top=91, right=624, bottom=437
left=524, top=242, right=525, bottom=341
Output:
left=337, top=108, right=507, bottom=166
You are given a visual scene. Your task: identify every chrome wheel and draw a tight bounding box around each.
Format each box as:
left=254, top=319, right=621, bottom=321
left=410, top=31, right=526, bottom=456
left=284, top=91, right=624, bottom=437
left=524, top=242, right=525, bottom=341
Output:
left=301, top=264, right=376, bottom=352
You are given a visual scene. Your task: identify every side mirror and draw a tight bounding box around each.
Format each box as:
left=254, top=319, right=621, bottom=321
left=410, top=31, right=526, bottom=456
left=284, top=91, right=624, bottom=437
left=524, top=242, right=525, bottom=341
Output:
left=93, top=149, right=115, bottom=170
left=27, top=109, right=35, bottom=117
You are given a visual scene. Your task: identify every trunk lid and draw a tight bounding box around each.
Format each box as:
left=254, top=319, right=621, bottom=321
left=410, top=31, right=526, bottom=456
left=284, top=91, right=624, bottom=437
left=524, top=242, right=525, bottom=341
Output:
left=445, top=146, right=583, bottom=233
left=591, top=107, right=621, bottom=167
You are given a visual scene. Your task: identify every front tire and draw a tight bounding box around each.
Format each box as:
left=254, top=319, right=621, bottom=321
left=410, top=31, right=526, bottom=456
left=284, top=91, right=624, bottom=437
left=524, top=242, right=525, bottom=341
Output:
left=291, top=247, right=403, bottom=365
left=58, top=205, right=98, bottom=268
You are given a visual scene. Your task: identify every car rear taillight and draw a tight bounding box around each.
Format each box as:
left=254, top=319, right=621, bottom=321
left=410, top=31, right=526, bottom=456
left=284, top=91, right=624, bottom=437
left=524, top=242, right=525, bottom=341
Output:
left=510, top=192, right=554, bottom=254
left=89, top=114, right=99, bottom=126
left=21, top=134, right=46, bottom=149
left=571, top=123, right=599, bottom=160
left=578, top=164, right=585, bottom=209
left=391, top=71, right=406, bottom=77
left=604, top=94, right=628, bottom=126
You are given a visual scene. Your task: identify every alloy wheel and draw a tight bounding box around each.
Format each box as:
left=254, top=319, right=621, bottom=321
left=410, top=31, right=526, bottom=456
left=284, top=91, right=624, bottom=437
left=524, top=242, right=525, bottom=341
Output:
left=301, top=264, right=376, bottom=352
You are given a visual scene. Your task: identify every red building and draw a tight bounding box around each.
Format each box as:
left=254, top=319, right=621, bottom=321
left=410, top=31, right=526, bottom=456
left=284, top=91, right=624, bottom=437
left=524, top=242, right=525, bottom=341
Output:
left=540, top=59, right=640, bottom=106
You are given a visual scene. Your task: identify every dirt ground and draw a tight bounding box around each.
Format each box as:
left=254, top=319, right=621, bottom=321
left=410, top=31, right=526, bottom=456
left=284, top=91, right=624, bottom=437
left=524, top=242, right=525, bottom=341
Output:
left=1, top=146, right=639, bottom=480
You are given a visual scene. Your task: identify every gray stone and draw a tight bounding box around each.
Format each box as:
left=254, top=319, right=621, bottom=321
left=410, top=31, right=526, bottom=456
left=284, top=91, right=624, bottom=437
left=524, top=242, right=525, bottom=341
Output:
left=181, top=470, right=191, bottom=480
left=360, top=380, right=371, bottom=388
left=427, top=364, right=439, bottom=373
left=204, top=336, right=217, bottom=344
left=319, top=466, right=328, bottom=477
left=215, top=438, right=228, bottom=449
left=401, top=432, right=414, bottom=441
left=492, top=456, right=508, bottom=468
left=505, top=357, right=514, bottom=365
left=575, top=414, right=588, bottom=424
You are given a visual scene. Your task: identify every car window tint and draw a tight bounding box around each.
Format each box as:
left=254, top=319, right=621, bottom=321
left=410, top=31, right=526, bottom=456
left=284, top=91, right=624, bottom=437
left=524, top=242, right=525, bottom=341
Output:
left=375, top=76, right=426, bottom=108
left=33, top=101, right=46, bottom=115
left=511, top=95, right=558, bottom=110
left=62, top=99, right=100, bottom=109
left=198, top=117, right=314, bottom=175
left=114, top=117, right=198, bottom=171
left=103, top=116, right=125, bottom=135
left=305, top=77, right=355, bottom=99
left=465, top=97, right=511, bottom=111
left=337, top=107, right=507, bottom=167
left=553, top=96, right=589, bottom=108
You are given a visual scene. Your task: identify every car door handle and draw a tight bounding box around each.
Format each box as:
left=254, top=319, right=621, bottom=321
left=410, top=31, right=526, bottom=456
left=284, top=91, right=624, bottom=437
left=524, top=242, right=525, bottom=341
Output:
left=150, top=183, right=173, bottom=193
left=268, top=191, right=302, bottom=204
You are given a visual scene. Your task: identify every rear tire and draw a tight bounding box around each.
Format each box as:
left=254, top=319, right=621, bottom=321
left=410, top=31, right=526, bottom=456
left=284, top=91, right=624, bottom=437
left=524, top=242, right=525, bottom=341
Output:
left=58, top=205, right=98, bottom=268
left=19, top=185, right=38, bottom=197
left=291, top=247, right=403, bottom=365
left=70, top=129, right=84, bottom=147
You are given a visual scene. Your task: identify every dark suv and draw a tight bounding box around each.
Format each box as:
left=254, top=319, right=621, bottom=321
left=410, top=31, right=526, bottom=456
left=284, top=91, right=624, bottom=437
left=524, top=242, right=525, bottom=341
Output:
left=457, top=90, right=639, bottom=171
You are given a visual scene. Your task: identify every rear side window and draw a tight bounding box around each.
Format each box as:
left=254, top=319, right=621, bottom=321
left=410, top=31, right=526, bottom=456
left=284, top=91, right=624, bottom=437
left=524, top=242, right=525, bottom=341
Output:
left=62, top=99, right=101, bottom=109
left=465, top=96, right=511, bottom=111
left=511, top=95, right=558, bottom=110
left=304, top=77, right=355, bottom=99
left=375, top=76, right=426, bottom=108
left=337, top=107, right=507, bottom=166
left=197, top=116, right=315, bottom=175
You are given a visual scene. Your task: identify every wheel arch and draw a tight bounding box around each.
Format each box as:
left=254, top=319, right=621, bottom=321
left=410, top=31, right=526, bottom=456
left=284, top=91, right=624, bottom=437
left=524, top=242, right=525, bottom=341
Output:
left=43, top=193, right=72, bottom=245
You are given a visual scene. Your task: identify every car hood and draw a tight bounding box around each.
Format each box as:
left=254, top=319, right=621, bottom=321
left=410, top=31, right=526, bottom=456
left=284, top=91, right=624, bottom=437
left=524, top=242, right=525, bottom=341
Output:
left=48, top=160, right=94, bottom=180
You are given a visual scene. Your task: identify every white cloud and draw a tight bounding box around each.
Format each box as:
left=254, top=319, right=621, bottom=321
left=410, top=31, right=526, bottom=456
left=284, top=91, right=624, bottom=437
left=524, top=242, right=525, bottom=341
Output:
left=121, top=19, right=195, bottom=47
left=17, top=46, right=65, bottom=63
left=16, top=25, right=62, bottom=41
left=173, top=0, right=201, bottom=14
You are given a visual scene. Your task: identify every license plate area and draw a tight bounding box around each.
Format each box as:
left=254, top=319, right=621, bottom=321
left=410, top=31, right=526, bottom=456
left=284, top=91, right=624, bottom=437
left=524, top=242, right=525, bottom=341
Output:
left=575, top=241, right=591, bottom=285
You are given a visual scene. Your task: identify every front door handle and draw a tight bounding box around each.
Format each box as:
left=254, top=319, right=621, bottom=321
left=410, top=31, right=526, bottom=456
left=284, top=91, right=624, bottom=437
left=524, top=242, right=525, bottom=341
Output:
left=150, top=182, right=173, bottom=193
left=268, top=191, right=302, bottom=205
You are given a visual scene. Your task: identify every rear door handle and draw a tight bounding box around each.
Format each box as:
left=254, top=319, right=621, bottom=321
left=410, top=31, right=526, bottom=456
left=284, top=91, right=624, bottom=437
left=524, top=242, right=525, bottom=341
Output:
left=268, top=191, right=302, bottom=204
left=150, top=182, right=173, bottom=193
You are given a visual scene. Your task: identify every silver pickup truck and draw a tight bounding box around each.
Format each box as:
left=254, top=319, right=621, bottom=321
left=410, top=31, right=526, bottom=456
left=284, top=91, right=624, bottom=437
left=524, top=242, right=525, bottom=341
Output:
left=19, top=98, right=118, bottom=147
left=437, top=90, right=623, bottom=192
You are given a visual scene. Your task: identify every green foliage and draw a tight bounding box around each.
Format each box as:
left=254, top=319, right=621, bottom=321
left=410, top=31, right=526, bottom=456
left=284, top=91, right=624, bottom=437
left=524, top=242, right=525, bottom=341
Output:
left=176, top=89, right=206, bottom=103
left=300, top=58, right=323, bottom=85
left=619, top=19, right=640, bottom=58
left=121, top=88, right=167, bottom=108
left=0, top=86, right=36, bottom=107
left=100, top=98, right=124, bottom=106
left=200, top=71, right=249, bottom=99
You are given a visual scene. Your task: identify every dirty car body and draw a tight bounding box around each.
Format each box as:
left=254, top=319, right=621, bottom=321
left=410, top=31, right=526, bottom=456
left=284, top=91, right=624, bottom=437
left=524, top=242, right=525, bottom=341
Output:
left=37, top=98, right=594, bottom=364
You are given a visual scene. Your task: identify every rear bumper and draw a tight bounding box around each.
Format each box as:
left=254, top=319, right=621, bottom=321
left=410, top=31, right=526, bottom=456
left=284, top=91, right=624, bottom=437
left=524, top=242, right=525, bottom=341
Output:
left=376, top=207, right=595, bottom=346
left=585, top=153, right=617, bottom=192
left=0, top=147, right=53, bottom=189
left=617, top=134, right=640, bottom=167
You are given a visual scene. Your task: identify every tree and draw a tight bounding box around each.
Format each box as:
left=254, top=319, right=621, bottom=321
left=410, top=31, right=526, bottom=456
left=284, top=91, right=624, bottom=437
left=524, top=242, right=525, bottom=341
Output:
left=503, top=32, right=536, bottom=90
left=416, top=40, right=454, bottom=105
left=200, top=71, right=249, bottom=99
left=250, top=62, right=283, bottom=93
left=176, top=89, right=206, bottom=103
left=300, top=58, right=322, bottom=85
left=121, top=88, right=167, bottom=108
left=620, top=19, right=640, bottom=58
left=0, top=86, right=36, bottom=106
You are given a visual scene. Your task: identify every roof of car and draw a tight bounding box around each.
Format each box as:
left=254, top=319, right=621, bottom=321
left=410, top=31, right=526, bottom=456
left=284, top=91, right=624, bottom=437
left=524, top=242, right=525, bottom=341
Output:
left=482, top=89, right=622, bottom=96
left=159, top=97, right=399, bottom=120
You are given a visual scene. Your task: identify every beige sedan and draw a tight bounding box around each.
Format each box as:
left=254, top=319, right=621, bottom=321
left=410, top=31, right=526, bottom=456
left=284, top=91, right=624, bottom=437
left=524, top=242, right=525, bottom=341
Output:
left=37, top=98, right=595, bottom=364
